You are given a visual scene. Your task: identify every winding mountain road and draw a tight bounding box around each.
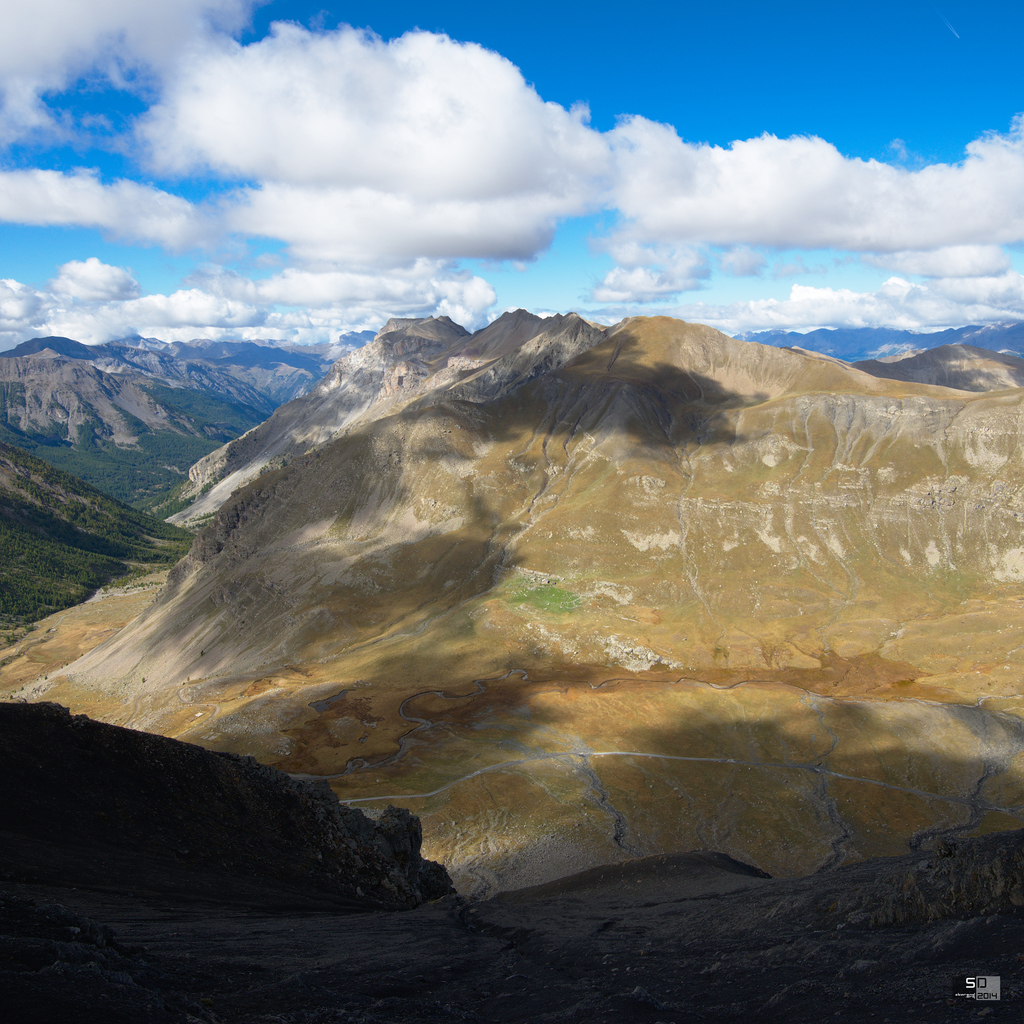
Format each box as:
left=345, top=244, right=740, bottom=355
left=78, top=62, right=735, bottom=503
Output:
left=333, top=748, right=1024, bottom=816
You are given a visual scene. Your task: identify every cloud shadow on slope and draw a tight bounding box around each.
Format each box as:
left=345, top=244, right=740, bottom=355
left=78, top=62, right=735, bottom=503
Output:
left=324, top=652, right=1024, bottom=880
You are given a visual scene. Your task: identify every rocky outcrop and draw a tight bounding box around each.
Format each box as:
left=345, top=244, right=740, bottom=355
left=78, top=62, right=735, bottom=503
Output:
left=0, top=702, right=452, bottom=909
left=859, top=829, right=1024, bottom=927
left=7, top=830, right=1024, bottom=1023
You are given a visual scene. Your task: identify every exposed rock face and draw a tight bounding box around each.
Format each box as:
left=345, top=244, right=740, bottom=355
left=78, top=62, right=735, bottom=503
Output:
left=0, top=355, right=196, bottom=445
left=0, top=702, right=452, bottom=909
left=0, top=891, right=213, bottom=1024
left=863, top=828, right=1024, bottom=927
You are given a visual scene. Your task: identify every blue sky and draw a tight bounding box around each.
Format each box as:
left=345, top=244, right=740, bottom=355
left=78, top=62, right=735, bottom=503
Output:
left=1, top=0, right=1023, bottom=348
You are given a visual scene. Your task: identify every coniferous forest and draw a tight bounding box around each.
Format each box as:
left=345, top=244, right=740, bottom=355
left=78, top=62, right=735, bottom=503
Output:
left=0, top=440, right=192, bottom=627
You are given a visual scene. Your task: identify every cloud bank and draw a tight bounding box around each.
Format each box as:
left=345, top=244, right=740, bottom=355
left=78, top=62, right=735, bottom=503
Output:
left=608, top=272, right=1024, bottom=339
left=1, top=10, right=1024, bottom=339
left=0, top=258, right=496, bottom=349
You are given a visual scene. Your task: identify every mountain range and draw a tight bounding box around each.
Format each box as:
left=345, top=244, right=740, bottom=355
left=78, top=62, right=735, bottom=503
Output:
left=168, top=317, right=1024, bottom=527
left=0, top=336, right=346, bottom=509
left=748, top=320, right=1024, bottom=361
left=14, top=310, right=1024, bottom=898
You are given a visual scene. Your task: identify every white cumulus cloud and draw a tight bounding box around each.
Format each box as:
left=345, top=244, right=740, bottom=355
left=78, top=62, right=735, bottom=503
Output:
left=590, top=244, right=708, bottom=303
left=607, top=116, right=1024, bottom=253
left=719, top=247, right=767, bottom=277
left=610, top=272, right=1024, bottom=337
left=862, top=245, right=1012, bottom=278
left=0, top=278, right=45, bottom=332
left=49, top=257, right=140, bottom=301
left=191, top=261, right=496, bottom=325
left=0, top=0, right=257, bottom=142
left=6, top=17, right=1024, bottom=337
left=0, top=169, right=208, bottom=249
left=141, top=24, right=606, bottom=262
left=0, top=257, right=497, bottom=350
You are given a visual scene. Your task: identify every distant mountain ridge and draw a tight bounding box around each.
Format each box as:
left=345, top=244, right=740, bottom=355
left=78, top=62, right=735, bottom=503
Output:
left=0, top=334, right=350, bottom=509
left=1, top=335, right=342, bottom=412
left=854, top=343, right=1024, bottom=392
left=747, top=321, right=1024, bottom=361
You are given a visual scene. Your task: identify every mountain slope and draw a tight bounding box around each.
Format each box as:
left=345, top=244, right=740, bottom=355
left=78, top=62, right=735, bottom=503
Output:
left=0, top=441, right=191, bottom=625
left=0, top=355, right=265, bottom=507
left=33, top=316, right=1024, bottom=894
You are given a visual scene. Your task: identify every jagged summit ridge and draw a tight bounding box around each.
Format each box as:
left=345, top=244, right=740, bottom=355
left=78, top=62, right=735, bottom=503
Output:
left=172, top=309, right=608, bottom=524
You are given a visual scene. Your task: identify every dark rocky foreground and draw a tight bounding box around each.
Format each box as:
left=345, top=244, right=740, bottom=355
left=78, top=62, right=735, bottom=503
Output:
left=0, top=702, right=451, bottom=911
left=2, top=703, right=1023, bottom=1022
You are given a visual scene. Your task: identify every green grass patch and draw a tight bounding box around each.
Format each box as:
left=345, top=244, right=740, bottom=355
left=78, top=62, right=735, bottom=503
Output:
left=508, top=582, right=582, bottom=614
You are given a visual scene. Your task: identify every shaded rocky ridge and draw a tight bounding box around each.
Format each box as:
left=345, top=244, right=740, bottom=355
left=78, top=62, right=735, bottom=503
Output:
left=855, top=343, right=1024, bottom=393
left=483, top=827, right=1024, bottom=930
left=1, top=891, right=217, bottom=1024
left=171, top=309, right=607, bottom=525
left=4, top=830, right=1024, bottom=1024
left=0, top=702, right=452, bottom=910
